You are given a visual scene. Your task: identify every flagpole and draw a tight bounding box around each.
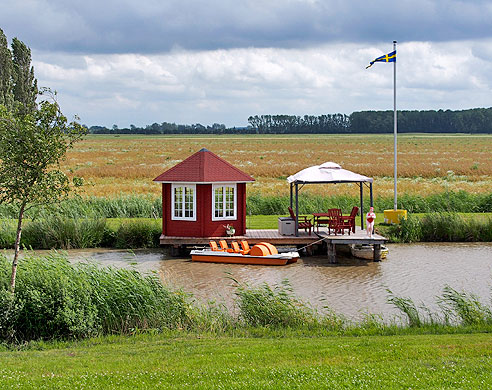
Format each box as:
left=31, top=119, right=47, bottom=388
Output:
left=393, top=40, right=397, bottom=211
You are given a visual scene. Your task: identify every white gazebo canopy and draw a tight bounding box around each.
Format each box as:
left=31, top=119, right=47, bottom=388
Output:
left=287, top=162, right=373, bottom=184
left=287, top=162, right=374, bottom=236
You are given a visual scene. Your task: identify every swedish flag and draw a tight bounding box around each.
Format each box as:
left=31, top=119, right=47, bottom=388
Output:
left=366, top=50, right=396, bottom=69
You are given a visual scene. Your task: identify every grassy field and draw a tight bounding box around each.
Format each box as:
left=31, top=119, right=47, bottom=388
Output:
left=65, top=134, right=492, bottom=198
left=1, top=332, right=491, bottom=389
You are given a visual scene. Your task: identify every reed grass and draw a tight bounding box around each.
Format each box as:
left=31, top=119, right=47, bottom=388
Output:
left=0, top=190, right=487, bottom=220
left=232, top=279, right=322, bottom=329
left=113, top=219, right=161, bottom=249
left=21, top=216, right=108, bottom=249
left=388, top=212, right=492, bottom=242
left=0, top=252, right=192, bottom=342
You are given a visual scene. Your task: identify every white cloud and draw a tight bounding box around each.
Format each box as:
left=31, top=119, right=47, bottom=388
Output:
left=32, top=39, right=492, bottom=127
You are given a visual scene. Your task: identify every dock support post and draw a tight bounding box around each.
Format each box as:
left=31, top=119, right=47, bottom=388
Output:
left=170, top=245, right=181, bottom=257
left=327, top=242, right=337, bottom=264
left=373, top=244, right=381, bottom=262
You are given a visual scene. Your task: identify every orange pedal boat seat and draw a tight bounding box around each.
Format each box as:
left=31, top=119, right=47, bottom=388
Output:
left=231, top=242, right=241, bottom=253
left=240, top=240, right=250, bottom=254
left=209, top=241, right=221, bottom=251
left=219, top=240, right=235, bottom=253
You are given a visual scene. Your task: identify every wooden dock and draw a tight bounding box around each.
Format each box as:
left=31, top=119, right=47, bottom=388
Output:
left=160, top=227, right=387, bottom=261
left=159, top=229, right=319, bottom=246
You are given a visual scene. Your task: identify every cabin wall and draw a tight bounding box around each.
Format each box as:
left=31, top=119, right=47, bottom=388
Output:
left=162, top=183, right=247, bottom=237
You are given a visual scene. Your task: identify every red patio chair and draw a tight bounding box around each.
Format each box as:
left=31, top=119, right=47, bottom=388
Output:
left=326, top=208, right=342, bottom=235
left=288, top=207, right=313, bottom=235
left=338, top=206, right=359, bottom=235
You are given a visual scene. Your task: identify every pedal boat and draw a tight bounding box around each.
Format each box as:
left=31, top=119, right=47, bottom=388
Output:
left=191, top=241, right=299, bottom=266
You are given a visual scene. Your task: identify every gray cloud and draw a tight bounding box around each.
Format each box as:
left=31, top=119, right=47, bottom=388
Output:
left=1, top=0, right=492, bottom=54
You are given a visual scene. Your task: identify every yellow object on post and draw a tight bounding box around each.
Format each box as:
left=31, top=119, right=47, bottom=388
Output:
left=384, top=209, right=407, bottom=224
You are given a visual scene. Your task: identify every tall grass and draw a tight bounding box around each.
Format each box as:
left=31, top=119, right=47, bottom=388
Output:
left=0, top=217, right=162, bottom=249
left=388, top=286, right=492, bottom=328
left=0, top=190, right=489, bottom=220
left=0, top=252, right=192, bottom=342
left=233, top=279, right=322, bottom=329
left=0, top=195, right=162, bottom=219
left=388, top=212, right=492, bottom=242
left=114, top=219, right=161, bottom=249
left=22, top=216, right=108, bottom=249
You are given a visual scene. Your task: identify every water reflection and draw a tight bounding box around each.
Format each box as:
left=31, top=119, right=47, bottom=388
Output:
left=27, top=243, right=492, bottom=320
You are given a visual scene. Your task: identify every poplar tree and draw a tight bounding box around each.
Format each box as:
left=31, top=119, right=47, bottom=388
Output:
left=11, top=37, right=37, bottom=114
left=0, top=28, right=13, bottom=109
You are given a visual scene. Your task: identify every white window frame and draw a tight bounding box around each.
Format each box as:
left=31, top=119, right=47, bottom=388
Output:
left=171, top=183, right=196, bottom=221
left=212, top=183, right=237, bottom=221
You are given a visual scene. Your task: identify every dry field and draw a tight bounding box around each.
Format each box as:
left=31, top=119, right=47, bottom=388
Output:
left=64, top=134, right=492, bottom=198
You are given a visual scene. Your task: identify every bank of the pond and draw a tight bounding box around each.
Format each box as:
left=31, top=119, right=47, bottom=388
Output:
left=2, top=251, right=492, bottom=345
left=1, top=332, right=492, bottom=389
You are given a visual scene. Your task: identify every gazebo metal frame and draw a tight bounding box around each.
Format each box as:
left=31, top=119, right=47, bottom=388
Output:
left=288, top=175, right=374, bottom=237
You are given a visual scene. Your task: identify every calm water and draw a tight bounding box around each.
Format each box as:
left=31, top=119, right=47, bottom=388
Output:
left=62, top=243, right=492, bottom=319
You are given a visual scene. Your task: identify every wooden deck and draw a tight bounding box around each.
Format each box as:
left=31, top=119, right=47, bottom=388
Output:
left=159, top=227, right=387, bottom=247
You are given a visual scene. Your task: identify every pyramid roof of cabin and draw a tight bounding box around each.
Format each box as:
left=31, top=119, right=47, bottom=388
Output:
left=153, top=148, right=255, bottom=183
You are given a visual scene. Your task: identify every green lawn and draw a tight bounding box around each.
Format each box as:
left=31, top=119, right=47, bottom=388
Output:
left=1, top=333, right=491, bottom=389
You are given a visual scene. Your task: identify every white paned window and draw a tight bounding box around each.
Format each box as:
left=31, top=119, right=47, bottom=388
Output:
left=212, top=184, right=237, bottom=221
left=172, top=184, right=196, bottom=221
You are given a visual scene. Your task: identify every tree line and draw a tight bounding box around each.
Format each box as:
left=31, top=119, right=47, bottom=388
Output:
left=247, top=109, right=492, bottom=134
left=89, top=108, right=492, bottom=135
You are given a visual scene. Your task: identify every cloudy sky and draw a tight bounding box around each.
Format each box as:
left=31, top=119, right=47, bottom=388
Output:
left=1, top=0, right=491, bottom=127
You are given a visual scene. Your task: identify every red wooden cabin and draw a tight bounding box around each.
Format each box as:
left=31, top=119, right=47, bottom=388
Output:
left=153, top=148, right=255, bottom=237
